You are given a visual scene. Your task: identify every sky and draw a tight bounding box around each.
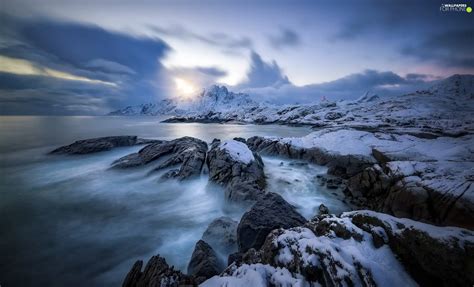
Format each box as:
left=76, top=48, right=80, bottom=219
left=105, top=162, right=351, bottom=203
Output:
left=0, top=0, right=473, bottom=114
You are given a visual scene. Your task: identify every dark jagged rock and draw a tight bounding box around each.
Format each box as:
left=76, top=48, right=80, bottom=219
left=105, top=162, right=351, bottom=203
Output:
left=112, top=137, right=207, bottom=180
left=207, top=139, right=266, bottom=202
left=187, top=240, right=223, bottom=282
left=318, top=203, right=329, bottom=215
left=202, top=216, right=238, bottom=255
left=49, top=136, right=156, bottom=155
left=237, top=192, right=306, bottom=252
left=122, top=254, right=197, bottom=287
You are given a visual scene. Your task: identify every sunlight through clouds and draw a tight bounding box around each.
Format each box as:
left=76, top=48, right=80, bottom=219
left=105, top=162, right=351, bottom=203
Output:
left=0, top=55, right=117, bottom=86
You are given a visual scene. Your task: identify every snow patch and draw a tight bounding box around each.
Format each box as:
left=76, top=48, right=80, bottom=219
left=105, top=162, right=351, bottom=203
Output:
left=219, top=140, right=255, bottom=164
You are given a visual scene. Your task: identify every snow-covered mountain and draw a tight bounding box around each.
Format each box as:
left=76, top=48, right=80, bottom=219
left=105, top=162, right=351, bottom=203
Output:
left=163, top=75, right=473, bottom=135
left=110, top=75, right=474, bottom=136
left=109, top=85, right=261, bottom=116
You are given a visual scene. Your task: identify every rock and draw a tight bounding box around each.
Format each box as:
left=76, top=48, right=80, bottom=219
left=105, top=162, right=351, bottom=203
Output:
left=159, top=169, right=179, bottom=181
left=232, top=137, right=246, bottom=143
left=202, top=217, right=238, bottom=255
left=325, top=177, right=343, bottom=189
left=219, top=211, right=474, bottom=287
left=347, top=161, right=474, bottom=229
left=207, top=140, right=266, bottom=202
left=49, top=136, right=155, bottom=155
left=112, top=137, right=207, bottom=180
left=237, top=192, right=306, bottom=252
left=349, top=211, right=474, bottom=287
left=246, top=136, right=372, bottom=178
left=318, top=203, right=329, bottom=215
left=187, top=240, right=223, bottom=281
left=122, top=254, right=196, bottom=287
left=324, top=111, right=344, bottom=120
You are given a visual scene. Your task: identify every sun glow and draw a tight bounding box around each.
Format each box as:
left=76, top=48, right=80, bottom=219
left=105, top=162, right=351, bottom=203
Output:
left=174, top=78, right=197, bottom=97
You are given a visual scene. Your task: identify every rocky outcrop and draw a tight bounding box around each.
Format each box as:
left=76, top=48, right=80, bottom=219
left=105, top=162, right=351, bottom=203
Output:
left=237, top=192, right=306, bottom=253
left=202, top=217, right=238, bottom=255
left=211, top=210, right=473, bottom=287
left=122, top=254, right=197, bottom=287
left=248, top=131, right=474, bottom=230
left=49, top=136, right=155, bottom=155
left=348, top=211, right=474, bottom=287
left=111, top=137, right=207, bottom=180
left=207, top=139, right=266, bottom=201
left=347, top=156, right=474, bottom=229
left=246, top=136, right=373, bottom=179
left=187, top=240, right=223, bottom=282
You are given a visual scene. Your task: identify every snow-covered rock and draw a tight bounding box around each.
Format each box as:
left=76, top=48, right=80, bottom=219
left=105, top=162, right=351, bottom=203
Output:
left=207, top=139, right=266, bottom=202
left=202, top=210, right=474, bottom=287
left=247, top=129, right=474, bottom=229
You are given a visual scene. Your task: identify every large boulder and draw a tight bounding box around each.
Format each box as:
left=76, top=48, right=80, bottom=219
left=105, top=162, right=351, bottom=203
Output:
left=49, top=136, right=155, bottom=155
left=237, top=192, right=306, bottom=252
left=187, top=240, right=223, bottom=282
left=122, top=254, right=196, bottom=287
left=112, top=137, right=208, bottom=180
left=202, top=216, right=238, bottom=255
left=207, top=139, right=266, bottom=201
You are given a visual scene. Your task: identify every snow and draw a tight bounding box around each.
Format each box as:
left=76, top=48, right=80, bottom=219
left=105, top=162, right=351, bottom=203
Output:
left=201, top=264, right=307, bottom=287
left=344, top=210, right=474, bottom=248
left=110, top=75, right=474, bottom=139
left=277, top=129, right=474, bottom=162
left=272, top=225, right=417, bottom=287
left=219, top=140, right=255, bottom=164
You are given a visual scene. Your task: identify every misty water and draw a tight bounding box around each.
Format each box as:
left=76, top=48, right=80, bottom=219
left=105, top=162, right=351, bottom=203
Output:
left=0, top=116, right=350, bottom=287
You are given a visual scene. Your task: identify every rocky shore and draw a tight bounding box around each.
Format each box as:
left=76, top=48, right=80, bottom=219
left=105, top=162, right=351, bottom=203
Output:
left=49, top=128, right=474, bottom=286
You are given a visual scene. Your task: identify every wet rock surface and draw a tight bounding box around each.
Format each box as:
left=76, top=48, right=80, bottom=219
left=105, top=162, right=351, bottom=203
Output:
left=122, top=254, right=197, bottom=287
left=111, top=137, right=208, bottom=180
left=49, top=136, right=156, bottom=155
left=207, top=139, right=266, bottom=202
left=237, top=192, right=307, bottom=252
left=187, top=240, right=223, bottom=282
left=202, top=216, right=238, bottom=255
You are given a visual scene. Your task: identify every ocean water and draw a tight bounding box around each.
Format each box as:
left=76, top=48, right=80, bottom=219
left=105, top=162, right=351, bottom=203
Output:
left=0, top=116, right=350, bottom=286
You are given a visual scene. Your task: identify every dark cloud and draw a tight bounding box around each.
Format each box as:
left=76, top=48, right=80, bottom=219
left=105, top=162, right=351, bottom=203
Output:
left=331, top=1, right=474, bottom=71
left=0, top=14, right=170, bottom=115
left=149, top=25, right=252, bottom=50
left=269, top=28, right=300, bottom=49
left=401, top=29, right=474, bottom=69
left=239, top=69, right=434, bottom=104
left=0, top=73, right=116, bottom=115
left=237, top=51, right=290, bottom=89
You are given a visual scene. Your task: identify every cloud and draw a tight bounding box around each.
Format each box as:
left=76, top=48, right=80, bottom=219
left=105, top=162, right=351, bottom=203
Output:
left=400, top=29, right=474, bottom=69
left=269, top=28, right=300, bottom=49
left=167, top=66, right=228, bottom=89
left=237, top=52, right=290, bottom=89
left=0, top=14, right=170, bottom=115
left=149, top=25, right=252, bottom=50
left=239, top=69, right=434, bottom=104
left=0, top=72, right=116, bottom=115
